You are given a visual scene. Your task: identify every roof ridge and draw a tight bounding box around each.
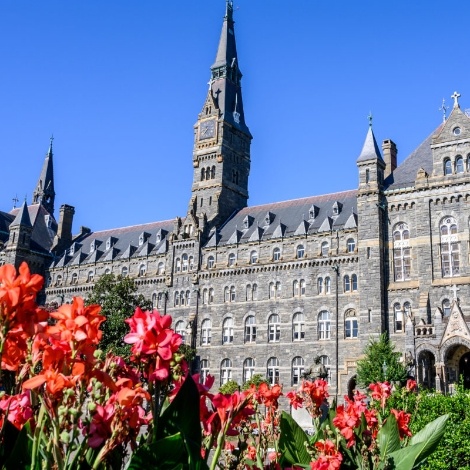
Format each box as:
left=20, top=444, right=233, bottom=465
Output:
left=84, top=219, right=176, bottom=237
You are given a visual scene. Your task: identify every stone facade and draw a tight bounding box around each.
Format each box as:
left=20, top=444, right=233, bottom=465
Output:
left=2, top=4, right=470, bottom=395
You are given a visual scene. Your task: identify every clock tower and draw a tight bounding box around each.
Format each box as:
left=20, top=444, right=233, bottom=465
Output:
left=189, top=1, right=252, bottom=228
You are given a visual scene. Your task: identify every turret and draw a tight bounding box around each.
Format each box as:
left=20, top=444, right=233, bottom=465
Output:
left=32, top=137, right=56, bottom=215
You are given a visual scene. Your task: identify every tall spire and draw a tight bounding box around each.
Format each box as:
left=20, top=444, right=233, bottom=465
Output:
left=208, top=0, right=250, bottom=134
left=32, top=136, right=56, bottom=215
left=357, top=126, right=383, bottom=162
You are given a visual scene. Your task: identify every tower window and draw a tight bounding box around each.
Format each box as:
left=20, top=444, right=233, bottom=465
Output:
left=296, top=244, right=305, bottom=258
left=318, top=311, right=331, bottom=340
left=444, top=158, right=452, bottom=175
left=456, top=155, right=464, bottom=173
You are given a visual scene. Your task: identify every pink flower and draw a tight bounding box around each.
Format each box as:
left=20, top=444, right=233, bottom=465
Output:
left=369, top=381, right=392, bottom=408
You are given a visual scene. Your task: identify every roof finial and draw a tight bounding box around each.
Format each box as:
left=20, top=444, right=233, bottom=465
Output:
left=49, top=134, right=54, bottom=155
left=451, top=91, right=461, bottom=109
left=225, top=0, right=233, bottom=18
left=368, top=111, right=373, bottom=128
left=439, top=98, right=449, bottom=122
left=12, top=195, right=19, bottom=209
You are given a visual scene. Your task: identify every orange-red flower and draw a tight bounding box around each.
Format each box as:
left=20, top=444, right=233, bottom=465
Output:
left=369, top=381, right=392, bottom=408
left=311, top=439, right=343, bottom=470
left=23, top=368, right=75, bottom=396
left=391, top=409, right=412, bottom=439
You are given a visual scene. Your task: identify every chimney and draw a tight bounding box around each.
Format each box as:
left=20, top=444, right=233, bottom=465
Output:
left=57, top=204, right=75, bottom=242
left=382, top=139, right=397, bottom=179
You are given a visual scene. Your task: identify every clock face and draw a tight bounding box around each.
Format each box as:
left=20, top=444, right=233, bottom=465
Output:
left=199, top=120, right=215, bottom=140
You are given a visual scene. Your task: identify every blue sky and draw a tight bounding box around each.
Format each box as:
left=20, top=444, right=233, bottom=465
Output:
left=2, top=1, right=469, bottom=232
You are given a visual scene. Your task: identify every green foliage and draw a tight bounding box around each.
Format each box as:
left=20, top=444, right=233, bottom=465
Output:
left=278, top=411, right=311, bottom=467
left=356, top=333, right=407, bottom=387
left=388, top=386, right=470, bottom=469
left=241, top=374, right=268, bottom=390
left=218, top=380, right=240, bottom=394
left=86, top=274, right=152, bottom=356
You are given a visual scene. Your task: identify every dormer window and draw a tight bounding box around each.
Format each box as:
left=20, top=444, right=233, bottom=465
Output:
left=243, top=215, right=253, bottom=229
left=90, top=240, right=96, bottom=253
left=139, top=232, right=149, bottom=246
left=308, top=205, right=318, bottom=220
left=106, top=238, right=112, bottom=250
left=45, top=215, right=53, bottom=229
left=156, top=233, right=161, bottom=243
left=69, top=244, right=75, bottom=256
left=264, top=212, right=274, bottom=226
left=332, top=202, right=342, bottom=216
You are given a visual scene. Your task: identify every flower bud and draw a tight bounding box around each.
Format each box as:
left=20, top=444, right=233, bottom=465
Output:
left=60, top=431, right=71, bottom=444
left=88, top=402, right=97, bottom=412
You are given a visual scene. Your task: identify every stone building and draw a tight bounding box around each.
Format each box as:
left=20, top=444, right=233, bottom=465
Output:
left=2, top=2, right=470, bottom=395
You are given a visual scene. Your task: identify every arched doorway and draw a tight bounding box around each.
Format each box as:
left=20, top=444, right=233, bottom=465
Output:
left=459, top=352, right=470, bottom=389
left=417, top=351, right=435, bottom=389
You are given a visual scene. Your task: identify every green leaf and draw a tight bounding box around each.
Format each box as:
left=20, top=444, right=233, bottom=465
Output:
left=388, top=414, right=449, bottom=469
left=408, top=414, right=449, bottom=465
left=2, top=420, right=32, bottom=470
left=378, top=413, right=401, bottom=458
left=278, top=411, right=311, bottom=466
left=127, top=433, right=186, bottom=470
left=156, top=374, right=203, bottom=467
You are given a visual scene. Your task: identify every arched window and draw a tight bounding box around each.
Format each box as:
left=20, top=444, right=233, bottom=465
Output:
left=345, top=309, right=358, bottom=338
left=273, top=247, right=281, bottom=261
left=208, top=288, right=214, bottom=304
left=185, top=290, right=191, bottom=306
left=243, top=358, right=255, bottom=383
left=224, top=287, right=230, bottom=303
left=319, top=355, right=331, bottom=381
left=267, top=357, right=280, bottom=385
left=293, top=280, right=299, bottom=297
left=456, top=155, right=464, bottom=173
left=292, top=357, right=305, bottom=386
left=180, top=291, right=185, bottom=306
left=121, top=266, right=128, bottom=277
left=56, top=275, right=63, bottom=286
left=365, top=168, right=370, bottom=183
left=296, top=244, right=305, bottom=258
left=393, top=223, right=411, bottom=281
left=318, top=311, right=331, bottom=340
left=269, top=282, right=275, bottom=299
left=189, top=256, right=194, bottom=271
left=104, top=268, right=111, bottom=275
left=201, top=319, right=212, bottom=345
left=175, top=320, right=186, bottom=343
left=442, top=299, right=451, bottom=316
left=292, top=312, right=305, bottom=341
left=202, top=289, right=208, bottom=304
left=228, top=253, right=236, bottom=266
left=268, top=314, right=280, bottom=342
left=317, top=277, right=323, bottom=294
left=157, top=293, right=163, bottom=309
left=174, top=291, right=179, bottom=307
left=321, top=241, right=329, bottom=256
left=343, top=275, right=350, bottom=292
left=250, top=250, right=258, bottom=264
left=211, top=166, right=216, bottom=179
left=230, top=285, right=236, bottom=302
left=157, top=262, right=165, bottom=275
left=201, top=168, right=206, bottom=181
left=200, top=359, right=209, bottom=383
left=351, top=274, right=358, bottom=291
left=325, top=277, right=331, bottom=294
left=220, top=359, right=232, bottom=385
left=245, top=284, right=251, bottom=301
left=444, top=158, right=452, bottom=175
left=394, top=303, right=403, bottom=332
left=152, top=293, right=157, bottom=309
left=252, top=284, right=258, bottom=300
left=347, top=238, right=356, bottom=253
left=182, top=254, right=188, bottom=272
left=440, top=217, right=460, bottom=277
left=207, top=256, right=215, bottom=269
left=87, top=271, right=94, bottom=283
left=71, top=272, right=78, bottom=285
left=300, top=279, right=306, bottom=296
left=175, top=258, right=181, bottom=272
left=222, top=318, right=233, bottom=344
left=244, top=315, right=256, bottom=343
left=139, top=264, right=146, bottom=276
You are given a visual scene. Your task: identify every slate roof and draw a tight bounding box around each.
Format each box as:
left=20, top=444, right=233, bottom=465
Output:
left=384, top=129, right=438, bottom=190
left=53, top=220, right=174, bottom=268
left=209, top=190, right=358, bottom=247
left=357, top=127, right=383, bottom=162
left=9, top=204, right=57, bottom=254
left=0, top=211, right=14, bottom=243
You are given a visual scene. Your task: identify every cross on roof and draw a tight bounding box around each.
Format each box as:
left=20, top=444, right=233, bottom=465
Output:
left=12, top=195, right=18, bottom=209
left=449, top=284, right=460, bottom=300
left=368, top=112, right=373, bottom=128
left=451, top=91, right=461, bottom=108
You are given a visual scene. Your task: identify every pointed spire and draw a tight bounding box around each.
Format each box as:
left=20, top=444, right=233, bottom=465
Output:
left=357, top=126, right=383, bottom=162
left=212, top=1, right=236, bottom=71
left=32, top=137, right=56, bottom=214
left=10, top=201, right=32, bottom=228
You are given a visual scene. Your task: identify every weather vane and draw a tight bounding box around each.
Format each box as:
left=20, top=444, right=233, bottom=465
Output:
left=439, top=99, right=449, bottom=123
left=12, top=195, right=19, bottom=209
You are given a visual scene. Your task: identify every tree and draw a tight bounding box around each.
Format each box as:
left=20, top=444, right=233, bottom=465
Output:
left=356, top=333, right=407, bottom=387
left=86, top=274, right=152, bottom=356
left=241, top=374, right=268, bottom=390
left=219, top=380, right=240, bottom=394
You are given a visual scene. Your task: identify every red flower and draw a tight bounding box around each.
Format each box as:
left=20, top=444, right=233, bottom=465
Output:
left=369, top=381, right=392, bottom=408
left=124, top=308, right=182, bottom=381
left=286, top=390, right=303, bottom=410
left=391, top=409, right=412, bottom=439
left=406, top=379, right=417, bottom=392
left=23, top=368, right=75, bottom=396
left=332, top=396, right=365, bottom=447
left=300, top=379, right=329, bottom=417
left=0, top=392, right=33, bottom=430
left=310, top=439, right=342, bottom=470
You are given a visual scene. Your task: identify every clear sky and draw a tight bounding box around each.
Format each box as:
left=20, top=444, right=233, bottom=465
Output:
left=2, top=1, right=469, bottom=233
